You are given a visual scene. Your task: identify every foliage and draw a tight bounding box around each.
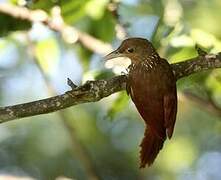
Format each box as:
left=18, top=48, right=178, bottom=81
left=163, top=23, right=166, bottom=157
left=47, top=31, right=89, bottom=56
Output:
left=1, top=0, right=221, bottom=179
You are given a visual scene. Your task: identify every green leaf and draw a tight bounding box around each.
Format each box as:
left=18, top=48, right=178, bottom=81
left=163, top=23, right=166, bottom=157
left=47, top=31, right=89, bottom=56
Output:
left=106, top=92, right=130, bottom=121
left=84, top=0, right=109, bottom=20
left=26, top=0, right=57, bottom=12
left=206, top=70, right=221, bottom=96
left=168, top=47, right=197, bottom=63
left=75, top=43, right=92, bottom=71
left=35, top=37, right=60, bottom=74
left=61, top=0, right=88, bottom=24
left=89, top=11, right=115, bottom=42
left=177, top=71, right=211, bottom=93
left=0, top=13, right=31, bottom=37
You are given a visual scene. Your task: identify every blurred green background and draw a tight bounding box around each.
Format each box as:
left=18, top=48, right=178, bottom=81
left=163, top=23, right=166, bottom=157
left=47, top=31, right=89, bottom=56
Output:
left=1, top=0, right=221, bottom=180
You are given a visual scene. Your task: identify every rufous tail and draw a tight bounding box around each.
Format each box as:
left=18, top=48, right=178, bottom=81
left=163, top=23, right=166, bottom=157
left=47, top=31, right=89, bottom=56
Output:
left=139, top=127, right=165, bottom=168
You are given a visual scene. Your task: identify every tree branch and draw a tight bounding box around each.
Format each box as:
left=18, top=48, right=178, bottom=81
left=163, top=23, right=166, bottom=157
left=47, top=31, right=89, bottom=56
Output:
left=0, top=3, right=112, bottom=54
left=1, top=52, right=221, bottom=122
left=0, top=76, right=127, bottom=122
left=172, top=53, right=221, bottom=80
left=1, top=4, right=221, bottom=123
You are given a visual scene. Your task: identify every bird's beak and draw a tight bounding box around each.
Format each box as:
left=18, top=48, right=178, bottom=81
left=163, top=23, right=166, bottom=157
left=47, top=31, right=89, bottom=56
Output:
left=104, top=49, right=131, bottom=72
left=104, top=50, right=125, bottom=61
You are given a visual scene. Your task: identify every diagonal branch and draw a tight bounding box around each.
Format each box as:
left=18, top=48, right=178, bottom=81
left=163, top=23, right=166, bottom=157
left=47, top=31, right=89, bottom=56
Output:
left=172, top=53, right=221, bottom=80
left=1, top=4, right=221, bottom=123
left=0, top=52, right=221, bottom=122
left=0, top=3, right=112, bottom=54
left=0, top=76, right=127, bottom=122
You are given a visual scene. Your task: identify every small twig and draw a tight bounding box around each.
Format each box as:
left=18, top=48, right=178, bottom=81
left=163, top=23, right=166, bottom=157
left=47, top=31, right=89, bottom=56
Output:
left=0, top=3, right=112, bottom=55
left=195, top=44, right=208, bottom=56
left=67, top=78, right=78, bottom=89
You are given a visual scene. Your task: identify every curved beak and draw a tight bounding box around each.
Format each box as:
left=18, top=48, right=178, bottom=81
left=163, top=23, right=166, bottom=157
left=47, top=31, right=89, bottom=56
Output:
left=104, top=49, right=131, bottom=70
left=104, top=50, right=125, bottom=61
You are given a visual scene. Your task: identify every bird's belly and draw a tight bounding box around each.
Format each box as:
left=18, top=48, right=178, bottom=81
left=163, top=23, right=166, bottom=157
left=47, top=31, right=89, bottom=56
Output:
left=128, top=64, right=171, bottom=138
left=129, top=67, right=163, bottom=103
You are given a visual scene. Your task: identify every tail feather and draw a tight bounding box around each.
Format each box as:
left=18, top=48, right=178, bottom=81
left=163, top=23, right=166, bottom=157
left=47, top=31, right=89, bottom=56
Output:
left=139, top=127, right=165, bottom=168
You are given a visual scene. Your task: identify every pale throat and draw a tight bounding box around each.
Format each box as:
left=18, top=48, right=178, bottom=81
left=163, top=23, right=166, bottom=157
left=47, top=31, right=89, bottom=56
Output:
left=104, top=56, right=132, bottom=74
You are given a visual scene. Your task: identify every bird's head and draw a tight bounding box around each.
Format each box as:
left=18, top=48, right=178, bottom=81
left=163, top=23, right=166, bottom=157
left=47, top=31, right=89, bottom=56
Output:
left=105, top=38, right=158, bottom=64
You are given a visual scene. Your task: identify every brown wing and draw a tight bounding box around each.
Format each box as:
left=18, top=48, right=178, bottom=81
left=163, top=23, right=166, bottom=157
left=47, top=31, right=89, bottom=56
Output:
left=161, top=59, right=177, bottom=139
left=164, top=91, right=177, bottom=139
left=128, top=59, right=177, bottom=139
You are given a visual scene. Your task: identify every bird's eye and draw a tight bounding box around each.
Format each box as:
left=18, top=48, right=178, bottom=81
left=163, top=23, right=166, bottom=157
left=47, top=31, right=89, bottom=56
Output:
left=126, top=48, right=134, bottom=53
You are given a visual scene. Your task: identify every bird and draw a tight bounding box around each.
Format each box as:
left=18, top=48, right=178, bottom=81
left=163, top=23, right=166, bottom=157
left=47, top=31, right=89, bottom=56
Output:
left=105, top=37, right=177, bottom=168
